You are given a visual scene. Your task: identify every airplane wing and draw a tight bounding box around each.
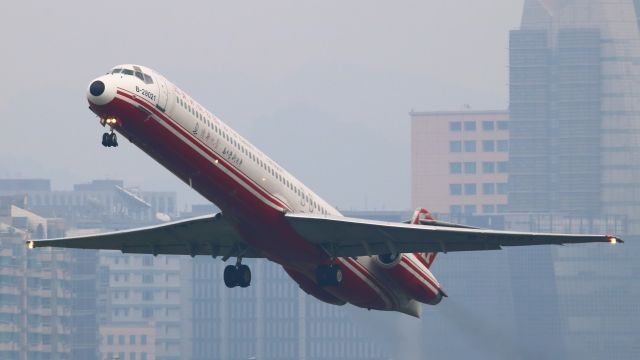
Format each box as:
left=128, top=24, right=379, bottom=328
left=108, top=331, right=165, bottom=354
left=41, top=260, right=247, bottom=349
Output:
left=27, top=213, right=261, bottom=259
left=285, top=213, right=622, bottom=257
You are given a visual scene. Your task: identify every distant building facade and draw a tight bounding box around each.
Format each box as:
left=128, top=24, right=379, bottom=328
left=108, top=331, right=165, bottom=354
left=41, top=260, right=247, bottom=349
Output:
left=0, top=203, right=74, bottom=360
left=411, top=110, right=509, bottom=215
left=509, top=0, right=640, bottom=233
left=0, top=179, right=181, bottom=360
left=99, top=323, right=156, bottom=360
left=0, top=179, right=177, bottom=229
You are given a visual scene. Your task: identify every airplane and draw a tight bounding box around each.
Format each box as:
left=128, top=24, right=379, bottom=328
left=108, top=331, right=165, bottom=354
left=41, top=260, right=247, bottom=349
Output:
left=27, top=64, right=623, bottom=317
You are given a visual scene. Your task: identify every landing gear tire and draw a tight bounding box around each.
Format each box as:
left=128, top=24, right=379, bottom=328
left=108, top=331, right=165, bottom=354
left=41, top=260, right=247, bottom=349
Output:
left=223, top=264, right=252, bottom=288
left=224, top=265, right=238, bottom=288
left=237, top=264, right=251, bottom=288
left=102, top=132, right=118, bottom=147
left=110, top=132, right=118, bottom=147
left=316, top=264, right=343, bottom=287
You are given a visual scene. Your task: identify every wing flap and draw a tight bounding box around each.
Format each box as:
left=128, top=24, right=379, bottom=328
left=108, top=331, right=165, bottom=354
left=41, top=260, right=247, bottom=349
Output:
left=28, top=213, right=261, bottom=258
left=285, top=213, right=620, bottom=258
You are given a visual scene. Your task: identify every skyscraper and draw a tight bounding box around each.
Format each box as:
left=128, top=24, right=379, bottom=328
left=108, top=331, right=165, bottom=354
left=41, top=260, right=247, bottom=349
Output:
left=509, top=0, right=640, bottom=233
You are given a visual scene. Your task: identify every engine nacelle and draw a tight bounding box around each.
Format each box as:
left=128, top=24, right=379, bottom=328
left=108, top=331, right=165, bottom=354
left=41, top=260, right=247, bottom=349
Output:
left=374, top=253, right=444, bottom=305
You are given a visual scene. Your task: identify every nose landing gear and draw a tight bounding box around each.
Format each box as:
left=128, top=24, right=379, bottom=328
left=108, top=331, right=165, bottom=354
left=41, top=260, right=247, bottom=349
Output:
left=102, top=131, right=118, bottom=147
left=223, top=259, right=251, bottom=288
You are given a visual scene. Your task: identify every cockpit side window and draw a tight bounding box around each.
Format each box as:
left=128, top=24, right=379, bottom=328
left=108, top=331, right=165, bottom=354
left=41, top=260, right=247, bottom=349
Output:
left=134, top=71, right=145, bottom=81
left=143, top=74, right=154, bottom=84
left=111, top=68, right=122, bottom=74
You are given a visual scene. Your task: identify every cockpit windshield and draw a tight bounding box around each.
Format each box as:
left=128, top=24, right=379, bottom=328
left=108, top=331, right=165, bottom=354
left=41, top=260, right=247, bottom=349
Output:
left=110, top=67, right=154, bottom=84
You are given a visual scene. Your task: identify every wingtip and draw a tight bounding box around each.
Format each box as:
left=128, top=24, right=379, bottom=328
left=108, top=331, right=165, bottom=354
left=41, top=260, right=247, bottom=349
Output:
left=607, top=235, right=624, bottom=244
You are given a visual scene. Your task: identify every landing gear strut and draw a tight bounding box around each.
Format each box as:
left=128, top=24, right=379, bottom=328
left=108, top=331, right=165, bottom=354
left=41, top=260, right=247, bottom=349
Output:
left=316, top=264, right=343, bottom=287
left=224, top=259, right=251, bottom=288
left=102, top=131, right=118, bottom=147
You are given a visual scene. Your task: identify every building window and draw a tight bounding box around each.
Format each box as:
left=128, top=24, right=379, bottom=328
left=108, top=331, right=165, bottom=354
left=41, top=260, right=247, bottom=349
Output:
left=482, top=204, right=495, bottom=214
left=463, top=162, right=476, bottom=174
left=497, top=161, right=508, bottom=173
left=119, top=335, right=124, bottom=345
left=497, top=121, right=509, bottom=130
left=141, top=353, right=147, bottom=360
left=130, top=335, right=136, bottom=345
left=482, top=121, right=495, bottom=131
left=463, top=121, right=476, bottom=131
left=464, top=205, right=476, bottom=214
left=497, top=204, right=508, bottom=213
left=143, top=290, right=154, bottom=301
left=449, top=141, right=462, bottom=153
left=464, top=183, right=477, bottom=195
left=482, top=162, right=495, bottom=173
left=497, top=183, right=508, bottom=194
left=483, top=183, right=495, bottom=195
left=449, top=162, right=462, bottom=174
left=142, top=308, right=153, bottom=318
left=449, top=184, right=462, bottom=195
left=141, top=335, right=147, bottom=345
left=497, top=140, right=509, bottom=152
left=464, top=140, right=476, bottom=152
left=450, top=205, right=462, bottom=214
left=142, top=257, right=153, bottom=266
left=107, top=335, right=114, bottom=345
left=482, top=140, right=495, bottom=152
left=449, top=121, right=462, bottom=131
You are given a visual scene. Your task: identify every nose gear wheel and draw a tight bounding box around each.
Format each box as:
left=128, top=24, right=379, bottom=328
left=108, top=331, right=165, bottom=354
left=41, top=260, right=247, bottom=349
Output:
left=102, top=131, right=118, bottom=147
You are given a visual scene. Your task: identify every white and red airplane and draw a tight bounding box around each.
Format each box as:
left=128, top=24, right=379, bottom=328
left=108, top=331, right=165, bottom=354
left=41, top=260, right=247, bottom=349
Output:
left=28, top=64, right=622, bottom=317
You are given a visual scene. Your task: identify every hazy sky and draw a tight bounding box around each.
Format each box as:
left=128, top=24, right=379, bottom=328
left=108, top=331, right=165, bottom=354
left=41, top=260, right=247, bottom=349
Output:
left=0, top=0, right=523, bottom=211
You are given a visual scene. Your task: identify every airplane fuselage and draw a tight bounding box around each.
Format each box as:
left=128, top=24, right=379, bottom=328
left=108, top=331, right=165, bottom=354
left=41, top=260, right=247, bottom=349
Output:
left=87, top=64, right=444, bottom=316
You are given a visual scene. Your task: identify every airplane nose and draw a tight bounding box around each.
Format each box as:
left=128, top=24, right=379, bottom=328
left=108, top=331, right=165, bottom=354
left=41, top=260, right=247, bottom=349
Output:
left=87, top=76, right=116, bottom=106
left=89, top=80, right=105, bottom=96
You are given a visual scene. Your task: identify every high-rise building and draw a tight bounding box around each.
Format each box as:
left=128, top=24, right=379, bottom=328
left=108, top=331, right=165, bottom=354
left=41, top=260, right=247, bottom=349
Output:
left=0, top=179, right=182, bottom=360
left=411, top=110, right=509, bottom=215
left=509, top=0, right=640, bottom=233
left=0, top=202, right=74, bottom=360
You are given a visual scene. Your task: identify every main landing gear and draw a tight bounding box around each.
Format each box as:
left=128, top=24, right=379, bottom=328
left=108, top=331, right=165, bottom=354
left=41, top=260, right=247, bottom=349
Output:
left=224, top=259, right=251, bottom=288
left=316, top=264, right=343, bottom=287
left=102, top=131, right=118, bottom=147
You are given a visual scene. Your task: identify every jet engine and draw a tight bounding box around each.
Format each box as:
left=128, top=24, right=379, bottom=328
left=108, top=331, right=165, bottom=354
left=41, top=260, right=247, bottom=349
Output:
left=374, top=253, right=445, bottom=305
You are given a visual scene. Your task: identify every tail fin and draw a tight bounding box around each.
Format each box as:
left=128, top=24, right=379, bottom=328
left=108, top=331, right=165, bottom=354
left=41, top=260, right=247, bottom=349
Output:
left=411, top=208, right=438, bottom=268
